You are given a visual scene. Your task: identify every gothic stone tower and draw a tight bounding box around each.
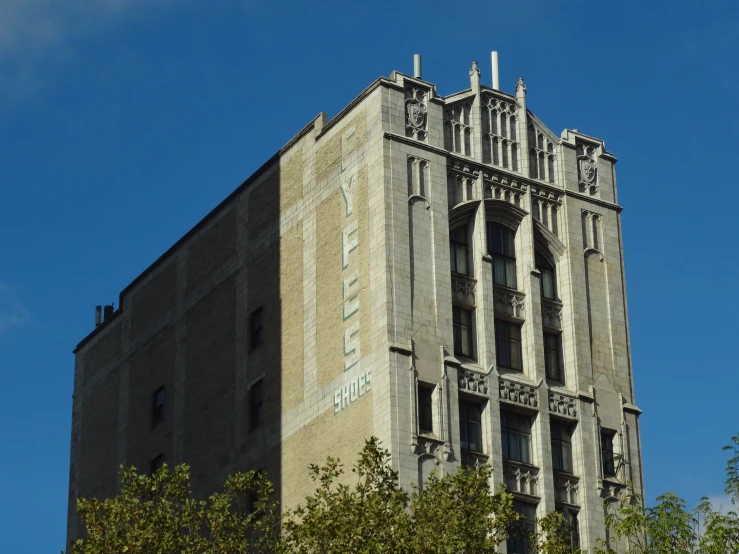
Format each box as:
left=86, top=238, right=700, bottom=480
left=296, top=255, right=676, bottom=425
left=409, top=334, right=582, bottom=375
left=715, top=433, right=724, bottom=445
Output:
left=68, top=57, right=643, bottom=553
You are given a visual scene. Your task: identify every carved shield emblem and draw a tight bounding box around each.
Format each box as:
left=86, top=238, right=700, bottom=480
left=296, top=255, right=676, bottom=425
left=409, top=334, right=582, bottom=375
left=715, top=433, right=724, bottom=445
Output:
left=579, top=157, right=596, bottom=184
left=406, top=100, right=427, bottom=129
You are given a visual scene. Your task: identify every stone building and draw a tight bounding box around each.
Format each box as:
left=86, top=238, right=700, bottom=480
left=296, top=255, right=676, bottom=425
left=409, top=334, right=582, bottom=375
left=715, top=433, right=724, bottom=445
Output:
left=67, top=55, right=644, bottom=552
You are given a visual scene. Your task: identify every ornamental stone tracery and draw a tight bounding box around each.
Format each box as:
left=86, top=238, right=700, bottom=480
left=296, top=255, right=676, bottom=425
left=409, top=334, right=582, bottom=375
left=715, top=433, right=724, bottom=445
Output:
left=499, top=377, right=538, bottom=407
left=405, top=87, right=429, bottom=142
left=482, top=95, right=519, bottom=172
left=493, top=287, right=525, bottom=318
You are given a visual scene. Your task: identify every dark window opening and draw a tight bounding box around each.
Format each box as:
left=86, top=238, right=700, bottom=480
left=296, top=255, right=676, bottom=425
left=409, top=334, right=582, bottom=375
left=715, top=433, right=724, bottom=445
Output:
left=250, top=379, right=264, bottom=430
left=152, top=386, right=165, bottom=427
left=453, top=306, right=475, bottom=358
left=536, top=252, right=556, bottom=300
left=551, top=421, right=574, bottom=473
left=418, top=385, right=434, bottom=434
left=250, top=307, right=264, bottom=350
left=544, top=332, right=564, bottom=382
left=450, top=227, right=470, bottom=276
left=487, top=222, right=517, bottom=289
left=501, top=410, right=532, bottom=464
left=557, top=507, right=580, bottom=551
left=507, top=500, right=537, bottom=554
left=601, top=430, right=617, bottom=478
left=495, top=319, right=522, bottom=370
left=459, top=400, right=483, bottom=452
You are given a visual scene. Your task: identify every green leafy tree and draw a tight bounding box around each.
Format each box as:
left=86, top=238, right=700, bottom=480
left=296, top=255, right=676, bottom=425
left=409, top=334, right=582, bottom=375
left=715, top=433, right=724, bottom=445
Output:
left=73, top=464, right=282, bottom=554
left=530, top=512, right=583, bottom=554
left=695, top=433, right=739, bottom=554
left=281, top=437, right=412, bottom=554
left=410, top=462, right=518, bottom=554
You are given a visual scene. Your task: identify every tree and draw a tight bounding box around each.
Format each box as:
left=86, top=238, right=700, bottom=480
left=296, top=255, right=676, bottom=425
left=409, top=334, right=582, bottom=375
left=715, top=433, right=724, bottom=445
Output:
left=410, top=462, right=518, bottom=554
left=595, top=433, right=739, bottom=554
left=72, top=438, right=583, bottom=554
left=73, top=464, right=282, bottom=554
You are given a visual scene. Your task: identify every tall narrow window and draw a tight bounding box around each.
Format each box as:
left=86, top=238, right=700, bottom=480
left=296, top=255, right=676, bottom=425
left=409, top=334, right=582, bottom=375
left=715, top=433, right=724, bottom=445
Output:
left=453, top=307, right=475, bottom=358
left=601, top=430, right=617, bottom=478
left=250, top=307, right=264, bottom=350
left=495, top=319, right=523, bottom=370
left=536, top=252, right=556, bottom=300
left=449, top=227, right=469, bottom=275
left=507, top=501, right=537, bottom=554
left=558, top=508, right=580, bottom=551
left=487, top=222, right=517, bottom=289
left=544, top=332, right=564, bottom=382
left=551, top=421, right=574, bottom=473
left=459, top=400, right=483, bottom=452
left=152, top=386, right=165, bottom=427
left=501, top=410, right=532, bottom=464
left=418, top=385, right=434, bottom=434
left=250, top=379, right=264, bottom=430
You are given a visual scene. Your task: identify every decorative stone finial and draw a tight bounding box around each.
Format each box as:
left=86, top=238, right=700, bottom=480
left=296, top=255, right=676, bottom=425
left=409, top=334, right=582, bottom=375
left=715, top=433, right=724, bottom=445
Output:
left=516, top=77, right=526, bottom=94
left=470, top=61, right=480, bottom=89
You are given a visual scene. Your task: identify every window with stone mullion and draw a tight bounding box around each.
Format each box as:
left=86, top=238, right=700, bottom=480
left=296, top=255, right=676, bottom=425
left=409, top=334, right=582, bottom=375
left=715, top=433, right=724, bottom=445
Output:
left=495, top=319, right=523, bottom=371
left=501, top=410, right=532, bottom=464
left=551, top=421, right=573, bottom=473
left=487, top=222, right=517, bottom=289
left=459, top=400, right=483, bottom=452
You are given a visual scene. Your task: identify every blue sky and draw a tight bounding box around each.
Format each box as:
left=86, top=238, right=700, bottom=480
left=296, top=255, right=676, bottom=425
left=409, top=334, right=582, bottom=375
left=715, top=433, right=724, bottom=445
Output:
left=1, top=0, right=737, bottom=551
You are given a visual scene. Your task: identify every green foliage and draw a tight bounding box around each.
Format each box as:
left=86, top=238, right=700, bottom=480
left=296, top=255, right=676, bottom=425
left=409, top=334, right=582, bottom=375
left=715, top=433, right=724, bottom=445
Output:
left=281, top=437, right=412, bottom=554
left=595, top=433, right=739, bottom=554
left=73, top=464, right=282, bottom=554
left=410, top=463, right=518, bottom=554
left=530, top=512, right=583, bottom=554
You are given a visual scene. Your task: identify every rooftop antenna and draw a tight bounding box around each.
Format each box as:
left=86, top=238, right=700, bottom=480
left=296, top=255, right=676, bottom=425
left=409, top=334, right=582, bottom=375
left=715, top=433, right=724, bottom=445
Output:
left=491, top=51, right=499, bottom=90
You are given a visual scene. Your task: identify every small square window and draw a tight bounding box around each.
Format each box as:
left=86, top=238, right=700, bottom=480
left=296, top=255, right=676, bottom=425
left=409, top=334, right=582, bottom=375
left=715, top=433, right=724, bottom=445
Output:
left=152, top=386, right=165, bottom=427
left=250, top=379, right=264, bottom=430
left=150, top=454, right=164, bottom=475
left=250, top=308, right=264, bottom=350
left=418, top=385, right=434, bottom=434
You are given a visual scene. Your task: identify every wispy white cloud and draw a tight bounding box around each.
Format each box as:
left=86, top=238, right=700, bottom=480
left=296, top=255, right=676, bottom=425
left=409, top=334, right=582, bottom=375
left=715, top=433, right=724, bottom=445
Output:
left=0, top=0, right=169, bottom=98
left=0, top=282, right=31, bottom=337
left=704, top=494, right=736, bottom=515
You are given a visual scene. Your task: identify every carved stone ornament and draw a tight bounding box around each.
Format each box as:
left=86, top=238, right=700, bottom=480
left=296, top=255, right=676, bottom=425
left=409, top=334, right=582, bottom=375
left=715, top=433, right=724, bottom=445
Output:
left=504, top=461, right=539, bottom=496
left=452, top=275, right=476, bottom=305
left=541, top=301, right=563, bottom=325
left=549, top=391, right=577, bottom=418
left=499, top=378, right=538, bottom=407
left=458, top=368, right=488, bottom=395
left=407, top=99, right=427, bottom=129
left=600, top=481, right=627, bottom=501
left=577, top=144, right=598, bottom=193
left=493, top=288, right=525, bottom=318
left=555, top=473, right=580, bottom=505
left=412, top=435, right=449, bottom=461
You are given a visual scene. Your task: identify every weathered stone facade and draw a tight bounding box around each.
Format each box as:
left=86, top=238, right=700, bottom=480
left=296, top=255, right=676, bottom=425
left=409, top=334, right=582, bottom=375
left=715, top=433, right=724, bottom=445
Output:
left=67, top=60, right=643, bottom=552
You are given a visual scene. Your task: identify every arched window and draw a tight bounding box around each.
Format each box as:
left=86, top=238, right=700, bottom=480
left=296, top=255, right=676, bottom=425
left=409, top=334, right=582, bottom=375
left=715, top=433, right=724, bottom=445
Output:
left=487, top=222, right=517, bottom=289
left=536, top=252, right=556, bottom=300
left=450, top=226, right=469, bottom=275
